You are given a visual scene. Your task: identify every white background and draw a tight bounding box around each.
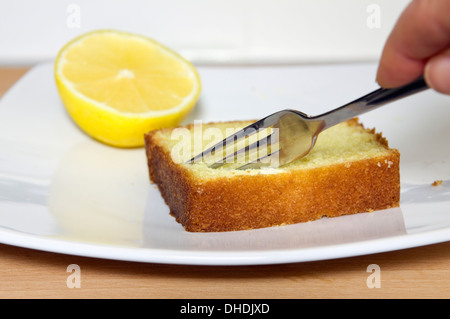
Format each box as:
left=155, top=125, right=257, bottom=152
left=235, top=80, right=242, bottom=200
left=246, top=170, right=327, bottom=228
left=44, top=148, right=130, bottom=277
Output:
left=0, top=0, right=410, bottom=66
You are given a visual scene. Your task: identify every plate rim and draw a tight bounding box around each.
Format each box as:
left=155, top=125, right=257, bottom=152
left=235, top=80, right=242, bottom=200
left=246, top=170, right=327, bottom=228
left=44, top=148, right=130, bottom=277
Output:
left=0, top=225, right=448, bottom=265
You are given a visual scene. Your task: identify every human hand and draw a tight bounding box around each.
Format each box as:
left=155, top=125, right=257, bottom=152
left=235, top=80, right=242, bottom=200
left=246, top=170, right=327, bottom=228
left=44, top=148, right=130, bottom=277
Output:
left=376, top=0, right=450, bottom=94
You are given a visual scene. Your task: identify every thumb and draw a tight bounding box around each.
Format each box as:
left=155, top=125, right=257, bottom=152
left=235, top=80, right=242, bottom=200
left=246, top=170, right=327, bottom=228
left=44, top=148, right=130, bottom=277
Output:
left=425, top=49, right=450, bottom=95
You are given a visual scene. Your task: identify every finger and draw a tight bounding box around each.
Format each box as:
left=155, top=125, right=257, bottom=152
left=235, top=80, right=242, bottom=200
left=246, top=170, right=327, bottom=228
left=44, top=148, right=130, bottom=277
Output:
left=425, top=48, right=450, bottom=94
left=376, top=0, right=450, bottom=88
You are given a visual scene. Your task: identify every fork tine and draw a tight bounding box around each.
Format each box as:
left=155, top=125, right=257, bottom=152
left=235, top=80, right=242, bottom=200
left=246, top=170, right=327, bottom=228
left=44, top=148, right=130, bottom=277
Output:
left=237, top=149, right=281, bottom=170
left=186, top=118, right=268, bottom=164
left=186, top=110, right=289, bottom=166
left=208, top=131, right=276, bottom=169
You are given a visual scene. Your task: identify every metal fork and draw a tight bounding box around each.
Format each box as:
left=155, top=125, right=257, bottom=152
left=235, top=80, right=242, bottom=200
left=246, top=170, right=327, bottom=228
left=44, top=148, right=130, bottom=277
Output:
left=187, top=76, right=428, bottom=169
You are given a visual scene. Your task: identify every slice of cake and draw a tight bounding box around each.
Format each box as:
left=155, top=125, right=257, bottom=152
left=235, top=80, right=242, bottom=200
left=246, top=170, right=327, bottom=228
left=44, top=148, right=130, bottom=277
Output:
left=144, top=118, right=400, bottom=232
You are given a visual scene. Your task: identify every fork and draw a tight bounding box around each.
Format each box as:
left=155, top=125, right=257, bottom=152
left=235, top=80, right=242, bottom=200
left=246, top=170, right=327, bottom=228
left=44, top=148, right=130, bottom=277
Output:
left=187, top=76, right=428, bottom=169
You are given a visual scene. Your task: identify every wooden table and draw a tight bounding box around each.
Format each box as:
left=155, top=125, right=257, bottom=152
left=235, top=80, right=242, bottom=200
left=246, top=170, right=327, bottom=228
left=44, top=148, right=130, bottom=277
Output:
left=0, top=67, right=449, bottom=299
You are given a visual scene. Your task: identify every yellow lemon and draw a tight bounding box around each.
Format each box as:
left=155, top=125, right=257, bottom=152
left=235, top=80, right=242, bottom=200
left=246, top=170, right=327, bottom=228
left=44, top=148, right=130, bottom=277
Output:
left=54, top=30, right=201, bottom=147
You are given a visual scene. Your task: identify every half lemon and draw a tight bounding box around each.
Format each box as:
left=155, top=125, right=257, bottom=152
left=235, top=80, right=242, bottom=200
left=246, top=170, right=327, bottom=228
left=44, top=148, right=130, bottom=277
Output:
left=54, top=30, right=201, bottom=147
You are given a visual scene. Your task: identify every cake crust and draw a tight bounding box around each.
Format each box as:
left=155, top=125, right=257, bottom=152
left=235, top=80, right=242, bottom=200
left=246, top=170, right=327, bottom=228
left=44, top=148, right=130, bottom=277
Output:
left=144, top=119, right=400, bottom=232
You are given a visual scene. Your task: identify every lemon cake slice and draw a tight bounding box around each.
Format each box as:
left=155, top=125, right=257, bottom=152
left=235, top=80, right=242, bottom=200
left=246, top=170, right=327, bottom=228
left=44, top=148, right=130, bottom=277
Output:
left=144, top=118, right=400, bottom=232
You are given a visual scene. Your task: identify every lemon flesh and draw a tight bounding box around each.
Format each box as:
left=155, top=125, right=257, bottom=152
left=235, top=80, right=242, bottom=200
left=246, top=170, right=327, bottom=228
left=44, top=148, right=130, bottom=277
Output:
left=55, top=30, right=201, bottom=147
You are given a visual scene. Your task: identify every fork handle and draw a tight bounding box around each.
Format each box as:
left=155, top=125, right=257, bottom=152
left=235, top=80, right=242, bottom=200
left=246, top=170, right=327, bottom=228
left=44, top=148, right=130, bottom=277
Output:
left=319, top=75, right=429, bottom=130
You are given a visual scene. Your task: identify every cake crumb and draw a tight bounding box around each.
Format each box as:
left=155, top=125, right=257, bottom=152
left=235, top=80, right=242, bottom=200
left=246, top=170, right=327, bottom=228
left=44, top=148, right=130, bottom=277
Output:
left=432, top=180, right=443, bottom=187
left=384, top=159, right=393, bottom=168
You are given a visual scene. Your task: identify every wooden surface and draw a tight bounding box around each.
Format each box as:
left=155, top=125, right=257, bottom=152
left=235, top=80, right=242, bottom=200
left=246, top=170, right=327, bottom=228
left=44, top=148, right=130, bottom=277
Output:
left=0, top=67, right=449, bottom=299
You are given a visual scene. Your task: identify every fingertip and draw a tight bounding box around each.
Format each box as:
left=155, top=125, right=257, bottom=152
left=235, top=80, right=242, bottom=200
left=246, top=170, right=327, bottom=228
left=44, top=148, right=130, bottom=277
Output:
left=376, top=57, right=424, bottom=89
left=376, top=68, right=393, bottom=89
left=376, top=58, right=402, bottom=88
left=425, top=49, right=450, bottom=95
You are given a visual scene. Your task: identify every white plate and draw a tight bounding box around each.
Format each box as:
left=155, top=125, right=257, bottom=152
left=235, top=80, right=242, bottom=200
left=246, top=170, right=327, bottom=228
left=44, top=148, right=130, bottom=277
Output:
left=0, top=62, right=449, bottom=265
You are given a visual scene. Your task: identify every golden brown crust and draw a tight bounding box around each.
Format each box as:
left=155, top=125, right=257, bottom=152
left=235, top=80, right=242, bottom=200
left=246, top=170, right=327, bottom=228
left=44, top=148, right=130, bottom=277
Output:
left=144, top=120, right=400, bottom=232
